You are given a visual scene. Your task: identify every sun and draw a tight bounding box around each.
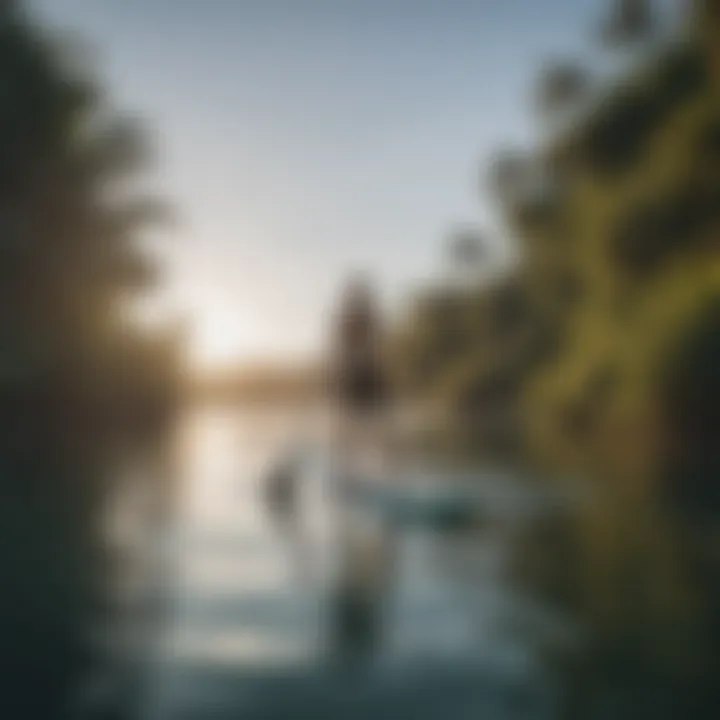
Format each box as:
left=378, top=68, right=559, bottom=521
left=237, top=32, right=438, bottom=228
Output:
left=190, top=310, right=255, bottom=371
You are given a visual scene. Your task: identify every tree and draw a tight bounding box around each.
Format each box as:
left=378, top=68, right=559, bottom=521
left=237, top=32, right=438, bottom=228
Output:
left=486, top=149, right=530, bottom=206
left=395, top=0, right=720, bottom=710
left=536, top=61, right=592, bottom=117
left=601, top=0, right=655, bottom=46
left=446, top=226, right=488, bottom=286
left=0, top=4, right=180, bottom=717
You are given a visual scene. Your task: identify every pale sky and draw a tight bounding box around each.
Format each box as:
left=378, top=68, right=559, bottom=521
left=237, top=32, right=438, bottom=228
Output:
left=31, top=0, right=605, bottom=368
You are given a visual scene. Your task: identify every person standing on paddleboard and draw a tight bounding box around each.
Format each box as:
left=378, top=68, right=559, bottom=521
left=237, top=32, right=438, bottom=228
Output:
left=328, top=274, right=395, bottom=668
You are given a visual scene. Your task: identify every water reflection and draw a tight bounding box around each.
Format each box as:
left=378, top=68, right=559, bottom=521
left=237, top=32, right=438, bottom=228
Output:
left=148, top=403, right=551, bottom=717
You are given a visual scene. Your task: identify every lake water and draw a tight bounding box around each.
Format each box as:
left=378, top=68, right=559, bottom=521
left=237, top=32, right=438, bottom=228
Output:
left=126, top=403, right=557, bottom=719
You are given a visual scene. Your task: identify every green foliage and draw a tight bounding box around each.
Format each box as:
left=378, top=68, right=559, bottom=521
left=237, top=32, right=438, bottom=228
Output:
left=396, top=1, right=720, bottom=713
left=601, top=0, right=656, bottom=47
left=0, top=4, right=181, bottom=717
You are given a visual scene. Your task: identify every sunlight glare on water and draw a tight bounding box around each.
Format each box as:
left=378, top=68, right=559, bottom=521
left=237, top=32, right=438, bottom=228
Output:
left=166, top=404, right=327, bottom=669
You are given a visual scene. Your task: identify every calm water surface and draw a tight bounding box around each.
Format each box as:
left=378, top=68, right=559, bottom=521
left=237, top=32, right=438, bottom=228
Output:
left=134, top=403, right=554, bottom=718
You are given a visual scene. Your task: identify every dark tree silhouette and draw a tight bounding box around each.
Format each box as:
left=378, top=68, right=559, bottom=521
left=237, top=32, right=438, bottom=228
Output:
left=0, top=4, right=180, bottom=718
left=486, top=149, right=529, bottom=206
left=536, top=61, right=591, bottom=117
left=447, top=226, right=487, bottom=271
left=601, top=0, right=655, bottom=46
